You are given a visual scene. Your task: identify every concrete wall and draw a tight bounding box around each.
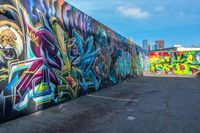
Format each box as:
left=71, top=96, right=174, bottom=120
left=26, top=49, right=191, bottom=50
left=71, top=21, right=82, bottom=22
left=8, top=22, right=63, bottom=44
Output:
left=0, top=0, right=144, bottom=123
left=149, top=51, right=200, bottom=75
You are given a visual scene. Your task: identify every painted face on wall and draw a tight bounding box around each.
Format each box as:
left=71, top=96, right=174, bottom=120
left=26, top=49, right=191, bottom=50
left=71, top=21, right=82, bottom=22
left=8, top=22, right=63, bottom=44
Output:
left=0, top=21, right=23, bottom=82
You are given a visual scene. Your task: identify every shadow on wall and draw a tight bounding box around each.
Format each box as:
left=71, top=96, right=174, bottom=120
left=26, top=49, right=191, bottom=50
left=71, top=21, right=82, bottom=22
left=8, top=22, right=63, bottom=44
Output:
left=0, top=0, right=144, bottom=123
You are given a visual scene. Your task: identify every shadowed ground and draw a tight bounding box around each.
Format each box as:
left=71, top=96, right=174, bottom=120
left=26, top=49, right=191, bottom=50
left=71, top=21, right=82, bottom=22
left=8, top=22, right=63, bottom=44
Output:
left=0, top=75, right=200, bottom=133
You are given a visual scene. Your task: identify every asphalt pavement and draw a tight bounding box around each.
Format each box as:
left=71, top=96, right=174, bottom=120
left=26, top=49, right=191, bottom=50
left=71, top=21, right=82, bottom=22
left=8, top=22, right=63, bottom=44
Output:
left=0, top=75, right=200, bottom=133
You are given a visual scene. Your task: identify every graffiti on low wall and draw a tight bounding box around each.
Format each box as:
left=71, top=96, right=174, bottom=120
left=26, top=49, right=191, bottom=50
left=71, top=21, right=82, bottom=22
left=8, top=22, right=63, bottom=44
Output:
left=149, top=51, right=200, bottom=75
left=0, top=0, right=144, bottom=122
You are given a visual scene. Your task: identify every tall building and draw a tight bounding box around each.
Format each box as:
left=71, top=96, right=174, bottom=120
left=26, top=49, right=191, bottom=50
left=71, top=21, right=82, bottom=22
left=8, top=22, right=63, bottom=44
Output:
left=148, top=44, right=151, bottom=51
left=152, top=44, right=159, bottom=50
left=155, top=40, right=165, bottom=50
left=142, top=39, right=148, bottom=51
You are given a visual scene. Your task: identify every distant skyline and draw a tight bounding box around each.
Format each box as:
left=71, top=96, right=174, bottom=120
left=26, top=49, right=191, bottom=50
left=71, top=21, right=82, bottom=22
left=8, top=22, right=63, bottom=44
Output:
left=65, top=0, right=200, bottom=48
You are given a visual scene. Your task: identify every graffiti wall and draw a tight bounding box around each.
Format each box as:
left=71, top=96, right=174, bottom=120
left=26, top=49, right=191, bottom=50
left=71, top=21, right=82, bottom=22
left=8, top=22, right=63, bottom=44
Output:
left=0, top=0, right=143, bottom=122
left=149, top=51, right=200, bottom=75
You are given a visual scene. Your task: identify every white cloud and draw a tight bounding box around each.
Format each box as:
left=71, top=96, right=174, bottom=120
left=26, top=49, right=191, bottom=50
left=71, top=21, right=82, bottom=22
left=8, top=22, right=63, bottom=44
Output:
left=155, top=6, right=165, bottom=12
left=117, top=6, right=150, bottom=19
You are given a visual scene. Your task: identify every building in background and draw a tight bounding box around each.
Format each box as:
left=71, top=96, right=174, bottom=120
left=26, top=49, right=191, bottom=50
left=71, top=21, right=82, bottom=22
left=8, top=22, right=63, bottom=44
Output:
left=142, top=39, right=148, bottom=52
left=173, top=44, right=182, bottom=48
left=148, top=44, right=151, bottom=51
left=152, top=44, right=159, bottom=50
left=155, top=40, right=165, bottom=50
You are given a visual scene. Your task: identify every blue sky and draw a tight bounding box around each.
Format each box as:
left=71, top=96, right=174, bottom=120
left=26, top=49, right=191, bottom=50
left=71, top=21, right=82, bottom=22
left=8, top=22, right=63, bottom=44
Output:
left=65, top=0, right=200, bottom=48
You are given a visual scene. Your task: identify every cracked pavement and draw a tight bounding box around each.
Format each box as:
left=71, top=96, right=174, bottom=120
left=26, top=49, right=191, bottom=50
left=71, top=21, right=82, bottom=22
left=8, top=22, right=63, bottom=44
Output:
left=0, top=75, right=200, bottom=133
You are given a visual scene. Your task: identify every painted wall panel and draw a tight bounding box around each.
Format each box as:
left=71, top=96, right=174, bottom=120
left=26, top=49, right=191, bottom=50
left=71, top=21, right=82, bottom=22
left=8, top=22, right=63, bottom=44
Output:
left=149, top=51, right=200, bottom=75
left=0, top=0, right=144, bottom=123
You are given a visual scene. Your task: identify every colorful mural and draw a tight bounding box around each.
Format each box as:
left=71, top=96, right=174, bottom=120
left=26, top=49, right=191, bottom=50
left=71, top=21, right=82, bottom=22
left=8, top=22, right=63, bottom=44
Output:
left=149, top=51, right=200, bottom=75
left=0, top=0, right=144, bottom=123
